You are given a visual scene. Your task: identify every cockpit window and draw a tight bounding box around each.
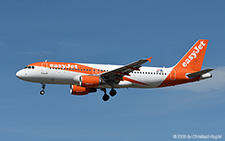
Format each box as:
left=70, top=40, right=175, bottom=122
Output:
left=25, top=66, right=35, bottom=69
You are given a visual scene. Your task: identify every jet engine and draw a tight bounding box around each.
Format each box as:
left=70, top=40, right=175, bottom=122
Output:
left=74, top=75, right=105, bottom=88
left=70, top=85, right=97, bottom=95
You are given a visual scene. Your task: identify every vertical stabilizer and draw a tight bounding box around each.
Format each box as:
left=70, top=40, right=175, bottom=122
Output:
left=174, top=39, right=208, bottom=71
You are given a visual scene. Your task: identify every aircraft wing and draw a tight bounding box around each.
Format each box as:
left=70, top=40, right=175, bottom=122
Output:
left=100, top=57, right=152, bottom=83
left=187, top=69, right=214, bottom=79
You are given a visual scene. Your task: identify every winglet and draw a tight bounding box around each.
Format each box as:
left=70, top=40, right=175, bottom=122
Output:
left=147, top=57, right=152, bottom=62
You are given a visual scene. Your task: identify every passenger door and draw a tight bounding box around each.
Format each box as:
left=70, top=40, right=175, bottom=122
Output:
left=41, top=63, right=48, bottom=74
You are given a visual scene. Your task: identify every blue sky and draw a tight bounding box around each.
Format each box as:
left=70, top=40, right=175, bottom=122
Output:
left=0, top=0, right=225, bottom=140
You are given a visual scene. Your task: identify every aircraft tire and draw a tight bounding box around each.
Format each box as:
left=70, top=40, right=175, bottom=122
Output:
left=109, top=89, right=117, bottom=97
left=40, top=90, right=45, bottom=95
left=102, top=94, right=109, bottom=101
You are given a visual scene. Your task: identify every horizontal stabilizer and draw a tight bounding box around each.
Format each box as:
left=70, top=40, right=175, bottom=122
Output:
left=187, top=69, right=214, bottom=79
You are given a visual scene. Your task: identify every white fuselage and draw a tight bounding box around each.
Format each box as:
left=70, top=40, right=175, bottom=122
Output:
left=16, top=63, right=173, bottom=89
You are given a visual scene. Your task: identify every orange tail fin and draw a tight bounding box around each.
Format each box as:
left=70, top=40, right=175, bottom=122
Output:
left=174, top=39, right=208, bottom=71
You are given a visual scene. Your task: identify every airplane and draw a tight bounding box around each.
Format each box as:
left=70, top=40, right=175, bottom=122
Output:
left=16, top=39, right=213, bottom=101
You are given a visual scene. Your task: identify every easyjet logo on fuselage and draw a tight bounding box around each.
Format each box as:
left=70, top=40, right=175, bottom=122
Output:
left=182, top=41, right=206, bottom=68
left=49, top=63, right=78, bottom=69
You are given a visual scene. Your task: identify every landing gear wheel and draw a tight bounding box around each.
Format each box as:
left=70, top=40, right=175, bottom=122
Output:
left=40, top=90, right=45, bottom=95
left=40, top=84, right=46, bottom=95
left=109, top=89, right=117, bottom=97
left=100, top=88, right=110, bottom=101
left=102, top=94, right=110, bottom=101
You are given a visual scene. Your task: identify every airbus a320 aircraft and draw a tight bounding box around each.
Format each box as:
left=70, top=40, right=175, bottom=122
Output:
left=16, top=39, right=213, bottom=101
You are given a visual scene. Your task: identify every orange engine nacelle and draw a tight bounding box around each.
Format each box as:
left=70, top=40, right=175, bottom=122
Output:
left=70, top=85, right=97, bottom=95
left=80, top=75, right=101, bottom=88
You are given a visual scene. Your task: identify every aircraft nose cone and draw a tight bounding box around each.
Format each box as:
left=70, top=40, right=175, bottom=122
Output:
left=16, top=70, right=23, bottom=79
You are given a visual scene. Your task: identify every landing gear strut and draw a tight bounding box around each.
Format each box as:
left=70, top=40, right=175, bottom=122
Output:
left=100, top=87, right=117, bottom=101
left=101, top=88, right=109, bottom=101
left=40, top=84, right=46, bottom=95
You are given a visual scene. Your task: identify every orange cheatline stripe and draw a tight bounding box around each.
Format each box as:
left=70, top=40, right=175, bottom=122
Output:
left=123, top=77, right=149, bottom=86
left=28, top=62, right=103, bottom=75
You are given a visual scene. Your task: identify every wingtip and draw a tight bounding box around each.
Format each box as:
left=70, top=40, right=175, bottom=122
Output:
left=147, top=57, right=152, bottom=62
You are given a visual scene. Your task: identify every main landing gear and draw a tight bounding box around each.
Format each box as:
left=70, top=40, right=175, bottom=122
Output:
left=40, top=84, right=46, bottom=95
left=101, top=88, right=117, bottom=101
left=109, top=88, right=117, bottom=97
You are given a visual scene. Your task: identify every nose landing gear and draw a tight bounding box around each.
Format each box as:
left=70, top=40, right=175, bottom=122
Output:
left=40, top=84, right=46, bottom=95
